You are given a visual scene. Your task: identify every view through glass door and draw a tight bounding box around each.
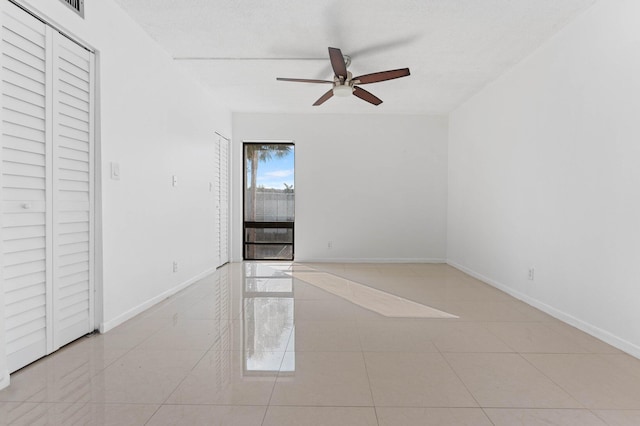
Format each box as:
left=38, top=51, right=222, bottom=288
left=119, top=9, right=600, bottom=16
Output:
left=244, top=143, right=295, bottom=260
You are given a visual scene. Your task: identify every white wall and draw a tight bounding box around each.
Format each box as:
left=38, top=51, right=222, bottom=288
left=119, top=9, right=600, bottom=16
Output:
left=448, top=0, right=640, bottom=357
left=232, top=113, right=448, bottom=263
left=2, top=1, right=230, bottom=335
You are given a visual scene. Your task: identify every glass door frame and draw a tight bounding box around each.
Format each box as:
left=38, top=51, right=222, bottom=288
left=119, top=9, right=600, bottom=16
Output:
left=242, top=142, right=295, bottom=260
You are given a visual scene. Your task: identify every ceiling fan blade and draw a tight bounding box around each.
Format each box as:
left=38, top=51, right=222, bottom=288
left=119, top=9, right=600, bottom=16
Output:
left=328, top=47, right=348, bottom=79
left=313, top=89, right=334, bottom=106
left=353, top=68, right=411, bottom=85
left=277, top=77, right=333, bottom=84
left=353, top=86, right=383, bottom=105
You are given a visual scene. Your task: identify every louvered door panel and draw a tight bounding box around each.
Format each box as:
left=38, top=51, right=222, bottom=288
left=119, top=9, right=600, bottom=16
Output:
left=219, top=136, right=229, bottom=265
left=51, top=33, right=93, bottom=349
left=1, top=5, right=49, bottom=372
left=213, top=137, right=221, bottom=266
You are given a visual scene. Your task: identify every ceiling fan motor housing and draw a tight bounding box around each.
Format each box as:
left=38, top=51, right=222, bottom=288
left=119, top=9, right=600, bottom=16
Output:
left=333, top=84, right=354, bottom=97
left=333, top=71, right=354, bottom=96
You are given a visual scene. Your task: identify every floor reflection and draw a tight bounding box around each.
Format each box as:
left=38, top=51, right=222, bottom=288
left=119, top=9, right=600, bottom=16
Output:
left=2, top=261, right=637, bottom=424
left=242, top=263, right=294, bottom=374
left=239, top=260, right=457, bottom=377
left=0, top=337, right=112, bottom=424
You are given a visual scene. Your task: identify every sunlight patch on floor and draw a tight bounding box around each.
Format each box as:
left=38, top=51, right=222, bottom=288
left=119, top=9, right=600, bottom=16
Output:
left=289, top=270, right=458, bottom=319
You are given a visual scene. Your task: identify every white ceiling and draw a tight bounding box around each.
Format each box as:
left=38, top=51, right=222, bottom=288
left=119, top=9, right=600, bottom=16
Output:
left=113, top=0, right=596, bottom=115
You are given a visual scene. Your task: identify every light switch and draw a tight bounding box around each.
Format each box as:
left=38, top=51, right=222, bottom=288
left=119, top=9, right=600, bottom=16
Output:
left=111, top=162, right=120, bottom=180
left=172, top=175, right=178, bottom=187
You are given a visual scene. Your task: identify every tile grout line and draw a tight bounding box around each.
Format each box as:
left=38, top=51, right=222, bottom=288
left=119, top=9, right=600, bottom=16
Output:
left=515, top=352, right=588, bottom=411
left=356, top=312, right=382, bottom=426
left=433, top=325, right=493, bottom=424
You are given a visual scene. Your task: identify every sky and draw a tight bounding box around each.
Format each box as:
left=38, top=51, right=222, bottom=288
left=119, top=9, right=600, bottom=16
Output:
left=255, top=148, right=295, bottom=190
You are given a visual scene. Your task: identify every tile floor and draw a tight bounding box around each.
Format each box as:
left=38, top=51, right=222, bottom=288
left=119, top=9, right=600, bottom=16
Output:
left=1, top=262, right=640, bottom=425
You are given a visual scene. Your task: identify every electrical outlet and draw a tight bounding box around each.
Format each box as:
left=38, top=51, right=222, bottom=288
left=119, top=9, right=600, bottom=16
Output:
left=173, top=261, right=178, bottom=273
left=528, top=268, right=535, bottom=281
left=327, top=241, right=333, bottom=249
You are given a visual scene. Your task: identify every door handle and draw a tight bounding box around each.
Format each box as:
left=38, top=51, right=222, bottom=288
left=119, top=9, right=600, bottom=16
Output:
left=22, top=203, right=32, bottom=209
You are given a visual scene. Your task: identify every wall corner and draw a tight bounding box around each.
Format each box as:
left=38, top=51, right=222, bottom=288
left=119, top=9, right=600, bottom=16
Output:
left=0, top=369, right=10, bottom=390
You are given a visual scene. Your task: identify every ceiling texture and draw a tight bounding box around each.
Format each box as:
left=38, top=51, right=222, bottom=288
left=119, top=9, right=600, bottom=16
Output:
left=113, top=0, right=596, bottom=115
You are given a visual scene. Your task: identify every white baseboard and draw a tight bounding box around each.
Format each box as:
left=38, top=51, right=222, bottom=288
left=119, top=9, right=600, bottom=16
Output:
left=99, top=267, right=217, bottom=333
left=447, top=260, right=640, bottom=360
left=0, top=369, right=10, bottom=390
left=296, top=258, right=447, bottom=264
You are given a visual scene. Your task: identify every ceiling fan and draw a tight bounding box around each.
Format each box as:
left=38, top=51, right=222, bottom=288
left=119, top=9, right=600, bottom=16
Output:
left=276, top=47, right=410, bottom=106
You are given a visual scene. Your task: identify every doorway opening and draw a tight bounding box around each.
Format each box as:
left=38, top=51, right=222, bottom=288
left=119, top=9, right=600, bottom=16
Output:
left=243, top=143, right=295, bottom=260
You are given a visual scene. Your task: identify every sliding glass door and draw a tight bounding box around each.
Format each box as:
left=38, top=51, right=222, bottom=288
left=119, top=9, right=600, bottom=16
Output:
left=243, top=143, right=295, bottom=260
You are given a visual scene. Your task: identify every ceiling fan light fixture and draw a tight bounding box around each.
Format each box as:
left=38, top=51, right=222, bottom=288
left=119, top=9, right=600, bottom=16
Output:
left=333, top=84, right=354, bottom=97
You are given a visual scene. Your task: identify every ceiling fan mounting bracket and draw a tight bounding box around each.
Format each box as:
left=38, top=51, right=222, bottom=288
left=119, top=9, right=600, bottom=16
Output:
left=343, top=54, right=352, bottom=69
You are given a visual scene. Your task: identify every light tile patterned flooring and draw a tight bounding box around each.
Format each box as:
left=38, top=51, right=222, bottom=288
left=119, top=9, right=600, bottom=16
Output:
left=1, top=262, right=640, bottom=425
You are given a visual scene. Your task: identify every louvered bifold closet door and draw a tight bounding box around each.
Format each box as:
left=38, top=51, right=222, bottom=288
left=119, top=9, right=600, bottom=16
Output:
left=0, top=6, right=50, bottom=372
left=219, top=136, right=229, bottom=265
left=213, top=137, right=221, bottom=267
left=51, top=33, right=94, bottom=350
left=1, top=2, right=94, bottom=371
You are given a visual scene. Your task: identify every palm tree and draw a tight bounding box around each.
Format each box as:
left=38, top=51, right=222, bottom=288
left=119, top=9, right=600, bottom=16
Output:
left=245, top=144, right=292, bottom=258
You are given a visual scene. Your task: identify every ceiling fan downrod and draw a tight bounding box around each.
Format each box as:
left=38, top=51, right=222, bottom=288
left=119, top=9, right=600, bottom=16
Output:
left=343, top=54, right=352, bottom=69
